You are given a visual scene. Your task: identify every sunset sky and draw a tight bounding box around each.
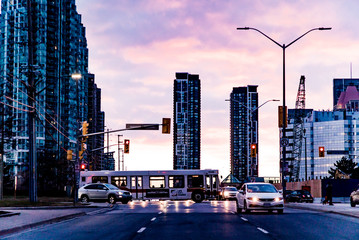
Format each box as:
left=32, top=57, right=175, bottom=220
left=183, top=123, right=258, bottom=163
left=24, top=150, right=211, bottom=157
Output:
left=76, top=0, right=359, bottom=178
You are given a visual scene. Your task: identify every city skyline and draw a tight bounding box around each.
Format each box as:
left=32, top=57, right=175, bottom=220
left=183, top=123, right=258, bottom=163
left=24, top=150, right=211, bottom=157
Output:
left=76, top=0, right=359, bottom=178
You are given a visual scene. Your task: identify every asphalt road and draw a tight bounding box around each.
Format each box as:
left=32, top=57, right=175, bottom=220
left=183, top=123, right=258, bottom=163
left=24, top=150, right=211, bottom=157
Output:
left=2, top=200, right=359, bottom=240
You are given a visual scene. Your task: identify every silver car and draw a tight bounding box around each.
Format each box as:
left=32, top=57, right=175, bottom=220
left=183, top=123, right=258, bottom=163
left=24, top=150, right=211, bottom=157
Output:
left=78, top=183, right=132, bottom=204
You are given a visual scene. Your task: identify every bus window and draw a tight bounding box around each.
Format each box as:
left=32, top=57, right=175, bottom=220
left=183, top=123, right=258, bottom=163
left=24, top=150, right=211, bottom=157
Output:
left=169, top=175, right=184, bottom=188
left=111, top=176, right=127, bottom=187
left=149, top=176, right=165, bottom=188
left=92, top=176, right=108, bottom=183
left=188, top=175, right=203, bottom=188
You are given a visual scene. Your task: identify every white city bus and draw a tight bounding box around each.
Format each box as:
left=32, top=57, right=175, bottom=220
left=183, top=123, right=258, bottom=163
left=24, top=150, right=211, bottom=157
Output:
left=80, top=169, right=220, bottom=203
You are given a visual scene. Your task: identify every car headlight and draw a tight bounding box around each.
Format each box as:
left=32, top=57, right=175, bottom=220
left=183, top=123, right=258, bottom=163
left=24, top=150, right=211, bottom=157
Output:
left=118, top=191, right=123, bottom=195
left=224, top=192, right=229, bottom=197
left=248, top=197, right=259, bottom=202
left=275, top=197, right=283, bottom=202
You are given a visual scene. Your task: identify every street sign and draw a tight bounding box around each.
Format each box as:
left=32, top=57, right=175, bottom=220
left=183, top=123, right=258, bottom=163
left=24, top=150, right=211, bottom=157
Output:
left=126, top=124, right=159, bottom=130
left=280, top=138, right=289, bottom=147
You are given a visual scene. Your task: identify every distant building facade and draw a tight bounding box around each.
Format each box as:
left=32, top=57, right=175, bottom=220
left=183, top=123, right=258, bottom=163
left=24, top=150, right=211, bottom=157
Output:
left=333, top=78, right=359, bottom=108
left=285, top=110, right=359, bottom=180
left=229, top=86, right=258, bottom=183
left=173, top=72, right=201, bottom=169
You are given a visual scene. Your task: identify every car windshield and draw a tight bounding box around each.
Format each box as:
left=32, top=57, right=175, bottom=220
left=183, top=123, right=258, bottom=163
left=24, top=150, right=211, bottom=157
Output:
left=104, top=184, right=119, bottom=190
left=225, top=187, right=237, bottom=191
left=247, top=184, right=277, bottom=193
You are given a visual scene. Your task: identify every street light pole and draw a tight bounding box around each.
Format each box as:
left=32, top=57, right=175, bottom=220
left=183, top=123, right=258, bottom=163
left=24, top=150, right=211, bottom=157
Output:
left=237, top=27, right=331, bottom=193
left=226, top=98, right=279, bottom=178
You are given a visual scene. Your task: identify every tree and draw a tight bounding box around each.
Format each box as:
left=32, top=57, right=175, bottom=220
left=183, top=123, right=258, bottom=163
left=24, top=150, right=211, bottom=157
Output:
left=328, top=157, right=357, bottom=179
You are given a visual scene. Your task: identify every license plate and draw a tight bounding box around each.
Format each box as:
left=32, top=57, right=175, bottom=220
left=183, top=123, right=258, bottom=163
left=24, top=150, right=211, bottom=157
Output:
left=263, top=203, right=271, bottom=207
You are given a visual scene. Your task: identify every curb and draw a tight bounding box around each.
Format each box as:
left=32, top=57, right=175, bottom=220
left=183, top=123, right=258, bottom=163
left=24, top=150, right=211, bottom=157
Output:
left=285, top=204, right=359, bottom=219
left=0, top=212, right=21, bottom=218
left=0, top=204, right=117, bottom=237
left=0, top=212, right=87, bottom=237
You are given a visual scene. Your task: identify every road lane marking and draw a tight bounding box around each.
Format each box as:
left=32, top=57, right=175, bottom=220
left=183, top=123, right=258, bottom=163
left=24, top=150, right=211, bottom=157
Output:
left=257, top=227, right=269, bottom=234
left=137, top=227, right=146, bottom=233
left=241, top=217, right=248, bottom=222
left=158, top=211, right=163, bottom=214
left=151, top=217, right=156, bottom=221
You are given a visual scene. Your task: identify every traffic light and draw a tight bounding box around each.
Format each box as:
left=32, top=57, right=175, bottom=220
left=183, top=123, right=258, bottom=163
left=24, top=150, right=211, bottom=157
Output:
left=80, top=163, right=86, bottom=171
left=250, top=143, right=257, bottom=158
left=124, top=139, right=130, bottom=154
left=82, top=121, right=89, bottom=137
left=66, top=150, right=73, bottom=161
left=319, top=146, right=325, bottom=157
left=162, top=118, right=171, bottom=134
left=278, top=106, right=287, bottom=128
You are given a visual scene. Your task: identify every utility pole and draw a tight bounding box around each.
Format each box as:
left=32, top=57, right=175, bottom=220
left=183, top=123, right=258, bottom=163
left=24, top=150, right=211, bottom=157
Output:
left=117, top=135, right=123, bottom=171
left=27, top=0, right=37, bottom=203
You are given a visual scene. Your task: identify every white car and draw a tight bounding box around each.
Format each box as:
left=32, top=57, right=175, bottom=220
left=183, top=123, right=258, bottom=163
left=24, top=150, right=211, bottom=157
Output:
left=236, top=182, right=284, bottom=214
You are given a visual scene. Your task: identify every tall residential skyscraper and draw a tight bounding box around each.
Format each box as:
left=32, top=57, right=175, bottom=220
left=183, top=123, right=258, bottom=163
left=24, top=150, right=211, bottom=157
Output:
left=0, top=0, right=102, bottom=192
left=173, top=72, right=201, bottom=170
left=230, top=86, right=258, bottom=183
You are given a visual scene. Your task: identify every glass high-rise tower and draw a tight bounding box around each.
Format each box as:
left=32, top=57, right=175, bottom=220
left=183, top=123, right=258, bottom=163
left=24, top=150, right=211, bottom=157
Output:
left=230, top=86, right=258, bottom=183
left=0, top=0, right=102, bottom=192
left=173, top=72, right=201, bottom=170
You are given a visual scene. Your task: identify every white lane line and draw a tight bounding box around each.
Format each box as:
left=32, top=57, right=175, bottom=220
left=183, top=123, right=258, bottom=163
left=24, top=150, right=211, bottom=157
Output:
left=257, top=227, right=269, bottom=234
left=151, top=217, right=156, bottom=221
left=137, top=227, right=146, bottom=233
left=158, top=211, right=163, bottom=215
left=241, top=217, right=248, bottom=222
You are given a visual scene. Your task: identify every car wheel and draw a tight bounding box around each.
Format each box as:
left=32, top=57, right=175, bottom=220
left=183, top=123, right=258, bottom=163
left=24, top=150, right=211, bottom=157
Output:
left=243, top=201, right=250, bottom=213
left=350, top=198, right=356, bottom=207
left=191, top=191, right=204, bottom=203
left=80, top=195, right=89, bottom=204
left=108, top=195, right=117, bottom=204
left=278, top=209, right=284, bottom=214
left=236, top=200, right=242, bottom=213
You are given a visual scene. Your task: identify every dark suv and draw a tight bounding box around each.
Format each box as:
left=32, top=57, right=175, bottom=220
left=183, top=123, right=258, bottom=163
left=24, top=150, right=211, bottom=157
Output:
left=78, top=183, right=132, bottom=204
left=285, top=190, right=313, bottom=203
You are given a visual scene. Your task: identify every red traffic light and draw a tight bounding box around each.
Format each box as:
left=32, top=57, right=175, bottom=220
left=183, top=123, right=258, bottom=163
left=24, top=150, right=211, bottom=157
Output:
left=319, top=146, right=325, bottom=157
left=124, top=139, right=130, bottom=154
left=81, top=164, right=86, bottom=170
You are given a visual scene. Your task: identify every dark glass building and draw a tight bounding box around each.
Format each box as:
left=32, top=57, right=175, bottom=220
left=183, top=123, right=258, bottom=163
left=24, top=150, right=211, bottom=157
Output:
left=0, top=0, right=103, bottom=193
left=173, top=72, right=201, bottom=169
left=230, top=86, right=258, bottom=183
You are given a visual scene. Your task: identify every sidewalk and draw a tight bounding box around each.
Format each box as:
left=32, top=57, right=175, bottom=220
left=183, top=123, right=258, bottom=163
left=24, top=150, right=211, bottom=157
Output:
left=0, top=202, right=114, bottom=237
left=286, top=202, right=359, bottom=218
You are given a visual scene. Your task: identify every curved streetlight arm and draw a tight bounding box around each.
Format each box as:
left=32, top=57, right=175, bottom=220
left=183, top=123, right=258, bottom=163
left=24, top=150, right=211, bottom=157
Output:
left=253, top=99, right=280, bottom=112
left=225, top=98, right=279, bottom=112
left=237, top=27, right=282, bottom=48
left=237, top=27, right=331, bottom=49
left=286, top=27, right=331, bottom=48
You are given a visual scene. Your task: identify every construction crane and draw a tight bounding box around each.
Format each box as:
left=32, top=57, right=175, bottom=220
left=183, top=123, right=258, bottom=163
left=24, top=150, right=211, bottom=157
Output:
left=290, top=76, right=306, bottom=181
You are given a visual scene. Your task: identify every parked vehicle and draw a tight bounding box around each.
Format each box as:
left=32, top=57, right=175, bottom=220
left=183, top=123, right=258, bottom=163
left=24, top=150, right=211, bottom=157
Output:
left=236, top=183, right=284, bottom=214
left=78, top=183, right=132, bottom=204
left=285, top=190, right=313, bottom=203
left=350, top=186, right=359, bottom=207
left=221, top=187, right=238, bottom=200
